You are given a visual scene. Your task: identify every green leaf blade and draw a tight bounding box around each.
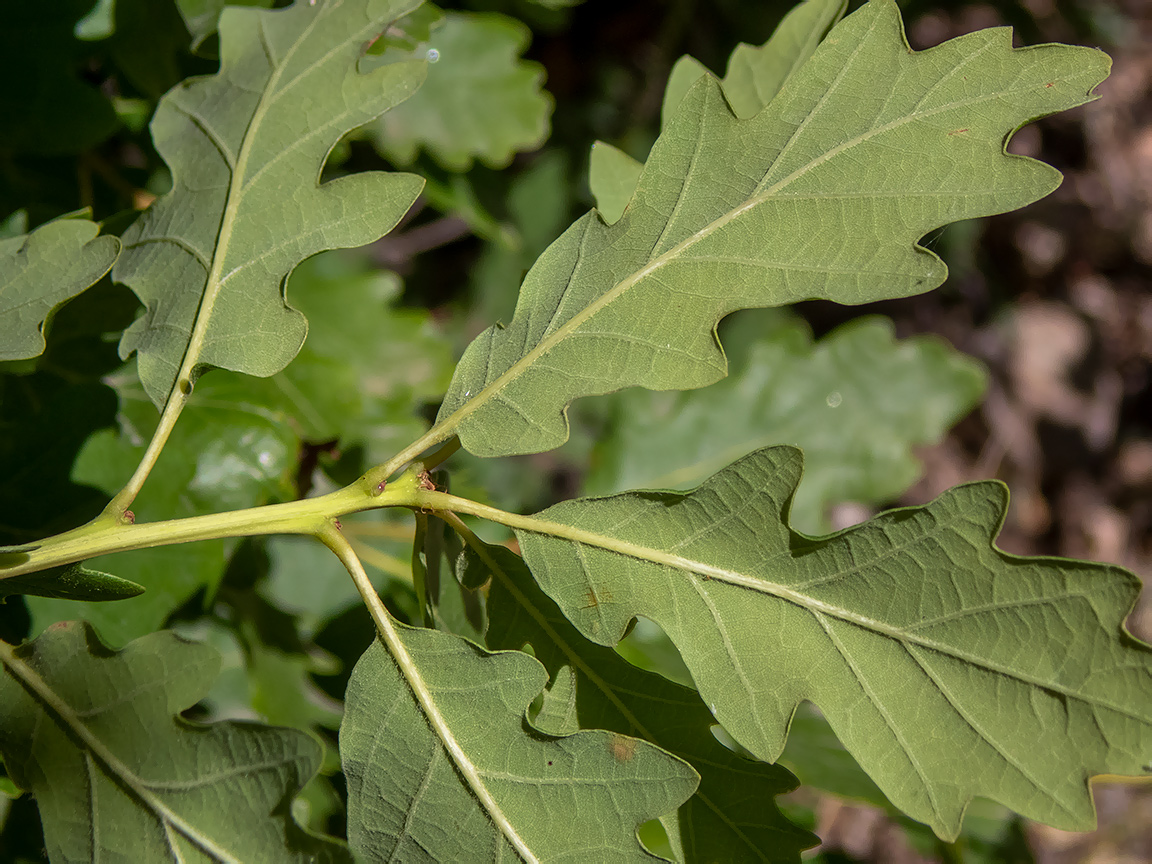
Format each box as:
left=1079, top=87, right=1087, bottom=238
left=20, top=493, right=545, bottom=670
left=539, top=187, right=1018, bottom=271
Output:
left=116, top=0, right=427, bottom=406
left=473, top=539, right=815, bottom=862
left=721, top=0, right=846, bottom=119
left=27, top=370, right=298, bottom=645
left=590, top=0, right=846, bottom=224
left=0, top=563, right=144, bottom=603
left=438, top=0, right=1108, bottom=458
left=0, top=218, right=120, bottom=362
left=588, top=141, right=642, bottom=226
left=0, top=622, right=347, bottom=863
left=341, top=625, right=698, bottom=861
left=513, top=446, right=1152, bottom=840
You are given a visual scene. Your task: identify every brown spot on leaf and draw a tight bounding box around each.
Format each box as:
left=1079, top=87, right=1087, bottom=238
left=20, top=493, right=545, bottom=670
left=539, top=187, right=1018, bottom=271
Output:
left=581, top=585, right=613, bottom=610
left=608, top=734, right=637, bottom=763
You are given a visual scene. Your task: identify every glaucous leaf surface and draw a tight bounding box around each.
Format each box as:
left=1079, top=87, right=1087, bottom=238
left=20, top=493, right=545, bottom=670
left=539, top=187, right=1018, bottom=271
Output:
left=0, top=217, right=120, bottom=361
left=777, top=705, right=889, bottom=809
left=368, top=11, right=552, bottom=170
left=116, top=0, right=426, bottom=406
left=513, top=446, right=1152, bottom=839
left=439, top=0, right=1108, bottom=458
left=585, top=314, right=986, bottom=533
left=0, top=622, right=347, bottom=863
left=341, top=625, right=698, bottom=861
left=588, top=0, right=846, bottom=224
left=468, top=539, right=815, bottom=863
left=661, top=56, right=712, bottom=128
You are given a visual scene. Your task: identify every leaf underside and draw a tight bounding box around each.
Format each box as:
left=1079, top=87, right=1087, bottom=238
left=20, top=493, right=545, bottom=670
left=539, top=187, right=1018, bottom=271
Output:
left=590, top=0, right=848, bottom=224
left=0, top=218, right=120, bottom=362
left=437, top=0, right=1108, bottom=458
left=720, top=0, right=847, bottom=120
left=0, top=622, right=346, bottom=863
left=116, top=0, right=427, bottom=406
left=514, top=445, right=1152, bottom=840
left=341, top=625, right=697, bottom=861
left=473, top=539, right=815, bottom=863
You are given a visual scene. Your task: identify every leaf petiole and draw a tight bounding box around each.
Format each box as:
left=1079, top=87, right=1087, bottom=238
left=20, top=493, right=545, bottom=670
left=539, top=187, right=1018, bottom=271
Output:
left=318, top=526, right=542, bottom=863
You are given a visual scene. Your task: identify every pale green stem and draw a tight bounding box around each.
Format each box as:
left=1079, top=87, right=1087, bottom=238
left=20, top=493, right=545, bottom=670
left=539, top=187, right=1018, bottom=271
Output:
left=102, top=6, right=312, bottom=516
left=410, top=490, right=542, bottom=534
left=421, top=436, right=461, bottom=472
left=0, top=471, right=423, bottom=581
left=344, top=521, right=414, bottom=541
left=363, top=429, right=458, bottom=494
left=103, top=387, right=188, bottom=517
left=318, top=528, right=540, bottom=863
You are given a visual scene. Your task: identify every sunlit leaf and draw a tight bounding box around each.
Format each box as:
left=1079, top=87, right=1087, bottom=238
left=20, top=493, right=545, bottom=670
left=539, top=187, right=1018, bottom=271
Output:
left=439, top=0, right=1107, bottom=458
left=470, top=538, right=815, bottom=862
left=512, top=445, right=1152, bottom=839
left=116, top=0, right=426, bottom=406
left=585, top=314, right=986, bottom=533
left=341, top=624, right=697, bottom=861
left=0, top=217, right=119, bottom=362
left=25, top=249, right=450, bottom=645
left=661, top=55, right=711, bottom=128
left=720, top=0, right=846, bottom=119
left=0, top=621, right=348, bottom=862
left=588, top=0, right=846, bottom=224
left=368, top=11, right=552, bottom=170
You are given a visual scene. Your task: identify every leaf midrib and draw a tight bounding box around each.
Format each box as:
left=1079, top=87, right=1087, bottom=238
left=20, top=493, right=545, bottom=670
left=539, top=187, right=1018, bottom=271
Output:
left=435, top=57, right=1055, bottom=447
left=0, top=642, right=244, bottom=863
left=170, top=5, right=349, bottom=396
left=468, top=538, right=769, bottom=856
left=428, top=492, right=1144, bottom=723
left=170, top=18, right=302, bottom=398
